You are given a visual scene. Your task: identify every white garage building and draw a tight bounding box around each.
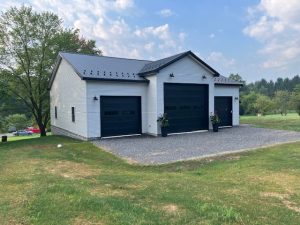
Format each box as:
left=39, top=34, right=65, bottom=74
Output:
left=49, top=51, right=242, bottom=140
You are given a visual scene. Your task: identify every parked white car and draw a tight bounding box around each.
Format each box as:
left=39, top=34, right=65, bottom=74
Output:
left=13, top=130, right=33, bottom=136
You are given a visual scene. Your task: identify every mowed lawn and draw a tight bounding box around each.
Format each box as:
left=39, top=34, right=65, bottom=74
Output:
left=241, top=113, right=300, bottom=132
left=0, top=137, right=300, bottom=225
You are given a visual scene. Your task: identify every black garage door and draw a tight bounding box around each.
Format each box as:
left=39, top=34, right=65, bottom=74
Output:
left=101, top=96, right=141, bottom=137
left=164, top=83, right=209, bottom=133
left=214, top=97, right=232, bottom=127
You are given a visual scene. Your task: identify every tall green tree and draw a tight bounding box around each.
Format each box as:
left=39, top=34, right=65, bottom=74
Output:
left=274, top=91, right=291, bottom=115
left=0, top=6, right=101, bottom=136
left=254, top=95, right=274, bottom=116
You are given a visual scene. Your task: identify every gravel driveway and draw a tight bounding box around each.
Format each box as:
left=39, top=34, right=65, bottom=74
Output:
left=93, top=125, right=300, bottom=165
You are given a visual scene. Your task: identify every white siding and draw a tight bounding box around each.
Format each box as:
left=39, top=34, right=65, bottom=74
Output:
left=214, top=86, right=240, bottom=126
left=145, top=75, right=158, bottom=135
left=155, top=55, right=216, bottom=133
left=86, top=81, right=148, bottom=138
left=50, top=59, right=88, bottom=138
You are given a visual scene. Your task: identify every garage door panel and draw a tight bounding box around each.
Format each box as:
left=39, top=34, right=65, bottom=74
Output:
left=214, top=97, right=232, bottom=127
left=164, top=83, right=209, bottom=133
left=101, top=96, right=141, bottom=137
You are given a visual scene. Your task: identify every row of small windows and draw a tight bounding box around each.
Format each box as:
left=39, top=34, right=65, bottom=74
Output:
left=54, top=106, right=75, bottom=122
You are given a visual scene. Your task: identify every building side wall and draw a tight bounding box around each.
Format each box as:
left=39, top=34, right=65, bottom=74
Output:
left=50, top=59, right=88, bottom=138
left=214, top=85, right=240, bottom=126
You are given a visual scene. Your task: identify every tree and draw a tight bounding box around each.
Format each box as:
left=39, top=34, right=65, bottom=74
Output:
left=229, top=73, right=244, bottom=83
left=0, top=6, right=101, bottom=136
left=274, top=91, right=291, bottom=115
left=240, top=92, right=259, bottom=115
left=5, top=114, right=29, bottom=131
left=291, top=84, right=300, bottom=116
left=254, top=95, right=274, bottom=115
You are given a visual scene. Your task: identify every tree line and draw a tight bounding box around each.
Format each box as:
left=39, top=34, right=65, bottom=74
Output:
left=229, top=74, right=300, bottom=116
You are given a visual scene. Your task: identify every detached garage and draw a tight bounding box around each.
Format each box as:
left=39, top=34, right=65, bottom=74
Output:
left=49, top=51, right=242, bottom=140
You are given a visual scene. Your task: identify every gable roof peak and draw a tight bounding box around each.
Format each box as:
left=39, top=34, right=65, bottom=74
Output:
left=138, top=50, right=219, bottom=76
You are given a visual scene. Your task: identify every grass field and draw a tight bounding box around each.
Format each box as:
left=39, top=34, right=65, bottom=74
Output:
left=241, top=113, right=300, bottom=131
left=0, top=136, right=300, bottom=225
left=4, top=133, right=52, bottom=142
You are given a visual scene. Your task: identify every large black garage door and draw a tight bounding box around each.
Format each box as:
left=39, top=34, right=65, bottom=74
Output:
left=101, top=96, right=141, bottom=137
left=214, top=96, right=232, bottom=127
left=164, top=83, right=209, bottom=133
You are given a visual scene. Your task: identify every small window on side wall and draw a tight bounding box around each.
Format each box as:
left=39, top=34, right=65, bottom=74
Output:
left=55, top=106, right=57, bottom=119
left=71, top=107, right=75, bottom=122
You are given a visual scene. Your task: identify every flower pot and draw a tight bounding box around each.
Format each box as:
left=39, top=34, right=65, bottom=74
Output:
left=212, top=124, right=219, bottom=132
left=161, top=127, right=168, bottom=137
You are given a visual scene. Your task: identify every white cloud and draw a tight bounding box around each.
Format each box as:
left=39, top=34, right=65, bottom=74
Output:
left=144, top=42, right=155, bottom=51
left=158, top=9, right=174, bottom=17
left=207, top=51, right=235, bottom=67
left=0, top=0, right=186, bottom=60
left=209, top=33, right=215, bottom=38
left=244, top=0, right=300, bottom=68
left=178, top=32, right=186, bottom=42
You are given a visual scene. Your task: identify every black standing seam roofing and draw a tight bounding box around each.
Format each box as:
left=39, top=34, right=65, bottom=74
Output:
left=48, top=50, right=242, bottom=90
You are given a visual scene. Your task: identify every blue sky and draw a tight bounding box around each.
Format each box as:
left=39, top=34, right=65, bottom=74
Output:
left=1, top=0, right=300, bottom=82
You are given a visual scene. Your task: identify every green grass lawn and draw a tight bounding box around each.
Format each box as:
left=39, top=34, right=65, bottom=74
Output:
left=6, top=132, right=52, bottom=142
left=0, top=136, right=300, bottom=225
left=241, top=113, right=300, bottom=131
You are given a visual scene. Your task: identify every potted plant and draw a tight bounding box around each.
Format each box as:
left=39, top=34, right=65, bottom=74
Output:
left=157, top=113, right=169, bottom=137
left=210, top=113, right=221, bottom=132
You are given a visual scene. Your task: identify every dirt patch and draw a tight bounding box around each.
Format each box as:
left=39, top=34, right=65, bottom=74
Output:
left=73, top=216, right=104, bottom=225
left=260, top=192, right=300, bottom=213
left=46, top=160, right=100, bottom=179
left=249, top=172, right=299, bottom=193
left=89, top=186, right=128, bottom=197
left=162, top=204, right=180, bottom=214
left=225, top=188, right=241, bottom=195
left=282, top=200, right=300, bottom=213
left=260, top=192, right=290, bottom=200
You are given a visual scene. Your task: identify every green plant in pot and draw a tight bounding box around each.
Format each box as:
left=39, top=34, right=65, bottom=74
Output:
left=157, top=113, right=169, bottom=137
left=210, top=113, right=221, bottom=132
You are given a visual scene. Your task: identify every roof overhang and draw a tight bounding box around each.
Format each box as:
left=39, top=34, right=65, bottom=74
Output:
left=83, top=77, right=149, bottom=83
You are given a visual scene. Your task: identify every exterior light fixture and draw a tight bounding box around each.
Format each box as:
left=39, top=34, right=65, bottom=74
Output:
left=234, top=97, right=239, bottom=101
left=202, top=75, right=207, bottom=80
left=169, top=73, right=174, bottom=78
left=93, top=96, right=98, bottom=101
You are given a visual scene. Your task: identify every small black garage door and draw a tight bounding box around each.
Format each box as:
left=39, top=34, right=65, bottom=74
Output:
left=214, top=96, right=232, bottom=127
left=164, top=83, right=209, bottom=133
left=101, top=96, right=141, bottom=137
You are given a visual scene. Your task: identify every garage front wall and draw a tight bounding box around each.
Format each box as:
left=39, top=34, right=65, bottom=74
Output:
left=86, top=81, right=148, bottom=138
left=155, top=55, right=216, bottom=134
left=214, top=86, right=240, bottom=126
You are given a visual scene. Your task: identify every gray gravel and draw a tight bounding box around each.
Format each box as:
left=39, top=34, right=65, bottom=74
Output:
left=93, top=125, right=300, bottom=165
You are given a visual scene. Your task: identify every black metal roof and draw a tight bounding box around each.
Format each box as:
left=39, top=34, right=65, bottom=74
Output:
left=138, top=50, right=220, bottom=76
left=49, top=51, right=230, bottom=89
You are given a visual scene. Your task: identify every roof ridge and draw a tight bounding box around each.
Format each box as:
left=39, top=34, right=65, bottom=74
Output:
left=59, top=51, right=153, bottom=62
left=148, top=50, right=190, bottom=63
